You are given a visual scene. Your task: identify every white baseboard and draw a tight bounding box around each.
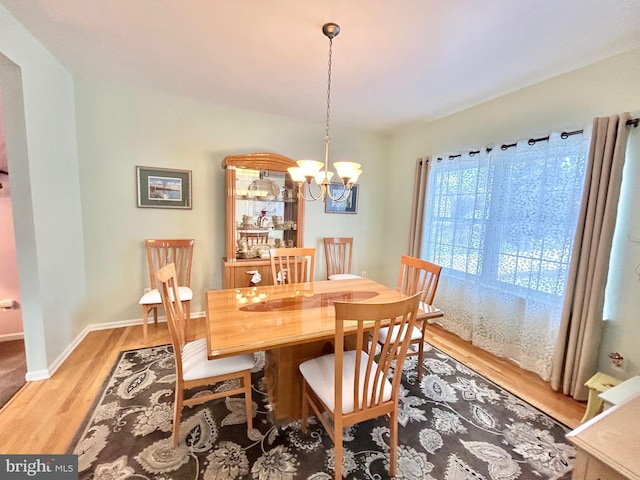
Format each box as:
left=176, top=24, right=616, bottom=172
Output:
left=25, top=369, right=50, bottom=381
left=0, top=332, right=25, bottom=342
left=25, top=311, right=205, bottom=381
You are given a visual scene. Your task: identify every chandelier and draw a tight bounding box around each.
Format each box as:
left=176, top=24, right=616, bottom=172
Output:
left=287, top=23, right=362, bottom=202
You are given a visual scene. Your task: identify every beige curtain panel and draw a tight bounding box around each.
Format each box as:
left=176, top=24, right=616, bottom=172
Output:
left=408, top=157, right=430, bottom=257
left=551, top=113, right=632, bottom=400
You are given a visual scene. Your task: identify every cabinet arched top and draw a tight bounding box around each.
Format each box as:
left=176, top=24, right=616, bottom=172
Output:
left=222, top=152, right=298, bottom=172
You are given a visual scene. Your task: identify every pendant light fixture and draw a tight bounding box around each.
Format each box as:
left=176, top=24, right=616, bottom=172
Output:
left=288, top=23, right=362, bottom=202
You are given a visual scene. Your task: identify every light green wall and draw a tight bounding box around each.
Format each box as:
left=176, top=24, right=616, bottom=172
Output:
left=388, top=47, right=640, bottom=380
left=603, top=124, right=640, bottom=379
left=74, top=80, right=388, bottom=327
left=0, top=6, right=87, bottom=375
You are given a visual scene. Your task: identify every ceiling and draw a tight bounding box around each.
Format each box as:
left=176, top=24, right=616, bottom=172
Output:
left=2, top=0, right=640, bottom=133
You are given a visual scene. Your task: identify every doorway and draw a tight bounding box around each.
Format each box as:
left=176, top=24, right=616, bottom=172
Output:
left=0, top=55, right=33, bottom=399
left=0, top=84, right=26, bottom=405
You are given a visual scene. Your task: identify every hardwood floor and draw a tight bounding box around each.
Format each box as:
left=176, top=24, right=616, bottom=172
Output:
left=0, top=318, right=586, bottom=454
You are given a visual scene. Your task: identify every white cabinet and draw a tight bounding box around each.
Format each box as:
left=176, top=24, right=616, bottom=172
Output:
left=567, top=394, right=640, bottom=479
left=599, top=376, right=640, bottom=411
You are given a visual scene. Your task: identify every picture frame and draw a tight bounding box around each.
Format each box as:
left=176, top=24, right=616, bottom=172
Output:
left=136, top=166, right=192, bottom=209
left=324, top=184, right=359, bottom=214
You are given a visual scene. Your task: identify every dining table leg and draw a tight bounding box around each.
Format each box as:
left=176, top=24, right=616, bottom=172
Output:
left=263, top=335, right=361, bottom=422
left=264, top=340, right=332, bottom=421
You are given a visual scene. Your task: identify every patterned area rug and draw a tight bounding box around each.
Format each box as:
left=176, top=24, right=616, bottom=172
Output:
left=71, top=343, right=575, bottom=479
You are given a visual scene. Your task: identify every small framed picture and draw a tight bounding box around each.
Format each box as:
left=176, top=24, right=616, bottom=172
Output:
left=325, top=184, right=358, bottom=214
left=136, top=166, right=192, bottom=209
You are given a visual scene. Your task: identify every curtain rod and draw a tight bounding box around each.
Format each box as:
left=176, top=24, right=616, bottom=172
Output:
left=436, top=117, right=639, bottom=160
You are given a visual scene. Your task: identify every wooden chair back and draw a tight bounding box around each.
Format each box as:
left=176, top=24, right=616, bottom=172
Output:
left=333, top=292, right=421, bottom=419
left=397, top=255, right=441, bottom=305
left=268, top=247, right=316, bottom=284
left=240, top=231, right=269, bottom=247
left=140, top=239, right=194, bottom=342
left=145, top=239, right=194, bottom=290
left=156, top=263, right=188, bottom=377
left=323, top=237, right=354, bottom=279
left=391, top=255, right=442, bottom=382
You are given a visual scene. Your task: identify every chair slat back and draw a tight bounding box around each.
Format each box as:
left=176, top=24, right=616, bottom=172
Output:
left=156, top=263, right=187, bottom=376
left=323, top=237, right=354, bottom=278
left=145, top=239, right=194, bottom=289
left=240, top=231, right=269, bottom=246
left=268, top=247, right=316, bottom=284
left=396, top=255, right=442, bottom=305
left=333, top=292, right=421, bottom=416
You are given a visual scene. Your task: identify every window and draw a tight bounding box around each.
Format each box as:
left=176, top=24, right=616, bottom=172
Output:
left=421, top=130, right=591, bottom=379
left=423, top=133, right=589, bottom=299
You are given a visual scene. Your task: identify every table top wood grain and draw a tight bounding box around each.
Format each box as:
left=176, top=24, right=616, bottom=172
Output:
left=205, top=277, right=443, bottom=358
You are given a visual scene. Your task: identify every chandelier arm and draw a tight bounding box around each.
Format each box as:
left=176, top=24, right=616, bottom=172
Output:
left=307, top=181, right=326, bottom=201
left=296, top=181, right=326, bottom=201
left=326, top=183, right=352, bottom=202
left=296, top=186, right=317, bottom=202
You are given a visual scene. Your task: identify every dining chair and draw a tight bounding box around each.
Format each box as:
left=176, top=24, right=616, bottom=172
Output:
left=323, top=237, right=361, bottom=280
left=268, top=247, right=316, bottom=284
left=378, top=255, right=442, bottom=381
left=299, top=291, right=422, bottom=479
left=156, top=263, right=256, bottom=448
left=138, top=239, right=194, bottom=343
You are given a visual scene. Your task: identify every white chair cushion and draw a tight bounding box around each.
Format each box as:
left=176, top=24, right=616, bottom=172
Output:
left=181, top=338, right=255, bottom=382
left=299, top=350, right=392, bottom=414
left=378, top=301, right=428, bottom=343
left=378, top=324, right=423, bottom=344
left=328, top=273, right=362, bottom=281
left=139, top=286, right=193, bottom=305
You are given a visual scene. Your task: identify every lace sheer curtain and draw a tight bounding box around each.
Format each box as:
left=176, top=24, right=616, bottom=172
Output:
left=422, top=130, right=591, bottom=380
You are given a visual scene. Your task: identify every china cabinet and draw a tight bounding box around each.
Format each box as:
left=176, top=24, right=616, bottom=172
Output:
left=221, top=152, right=304, bottom=288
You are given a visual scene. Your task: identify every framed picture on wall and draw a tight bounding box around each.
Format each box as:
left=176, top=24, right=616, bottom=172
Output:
left=325, top=184, right=358, bottom=214
left=136, top=166, right=192, bottom=209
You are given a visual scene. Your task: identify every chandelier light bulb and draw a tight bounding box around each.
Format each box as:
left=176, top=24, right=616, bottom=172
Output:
left=334, top=162, right=361, bottom=182
left=315, top=170, right=334, bottom=184
left=296, top=160, right=324, bottom=178
left=287, top=167, right=306, bottom=183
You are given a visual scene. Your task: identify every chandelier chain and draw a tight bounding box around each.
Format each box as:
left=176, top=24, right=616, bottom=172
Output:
left=325, top=37, right=332, bottom=145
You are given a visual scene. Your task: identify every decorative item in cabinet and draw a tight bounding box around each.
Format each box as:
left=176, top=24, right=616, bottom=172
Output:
left=221, top=153, right=305, bottom=289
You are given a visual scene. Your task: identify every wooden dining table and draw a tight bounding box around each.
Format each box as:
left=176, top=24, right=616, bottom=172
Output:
left=205, top=277, right=443, bottom=420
